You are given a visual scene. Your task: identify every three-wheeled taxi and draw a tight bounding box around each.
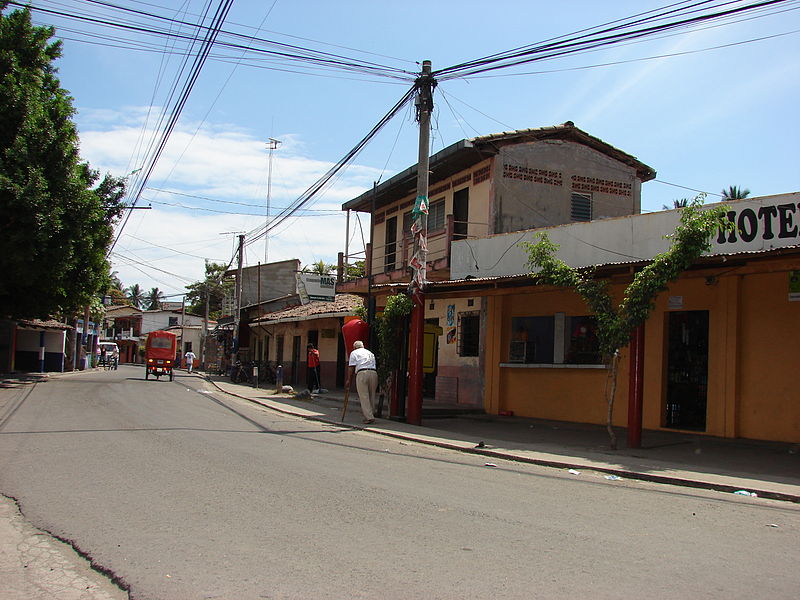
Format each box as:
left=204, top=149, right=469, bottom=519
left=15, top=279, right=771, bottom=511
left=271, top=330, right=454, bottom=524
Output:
left=145, top=330, right=177, bottom=381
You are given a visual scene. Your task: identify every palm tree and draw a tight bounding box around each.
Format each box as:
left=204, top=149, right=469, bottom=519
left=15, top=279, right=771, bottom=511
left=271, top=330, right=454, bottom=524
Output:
left=126, top=284, right=144, bottom=308
left=721, top=185, right=750, bottom=201
left=108, top=270, right=127, bottom=304
left=302, top=260, right=334, bottom=275
left=662, top=198, right=690, bottom=210
left=146, top=287, right=165, bottom=310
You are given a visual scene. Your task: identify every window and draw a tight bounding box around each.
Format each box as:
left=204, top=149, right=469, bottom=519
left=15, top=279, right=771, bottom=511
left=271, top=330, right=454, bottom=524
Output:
left=510, top=316, right=555, bottom=363
left=168, top=316, right=178, bottom=326
left=571, top=192, right=592, bottom=222
left=564, top=316, right=601, bottom=364
left=458, top=311, right=480, bottom=356
left=509, top=314, right=602, bottom=365
left=429, top=198, right=445, bottom=231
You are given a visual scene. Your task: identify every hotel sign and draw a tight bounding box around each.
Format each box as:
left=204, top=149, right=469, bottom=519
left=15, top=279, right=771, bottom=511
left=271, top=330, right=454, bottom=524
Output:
left=713, top=195, right=800, bottom=252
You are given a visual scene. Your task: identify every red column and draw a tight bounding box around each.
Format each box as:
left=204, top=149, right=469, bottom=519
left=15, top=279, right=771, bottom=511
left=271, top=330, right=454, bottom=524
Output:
left=406, top=290, right=425, bottom=426
left=627, top=324, right=645, bottom=448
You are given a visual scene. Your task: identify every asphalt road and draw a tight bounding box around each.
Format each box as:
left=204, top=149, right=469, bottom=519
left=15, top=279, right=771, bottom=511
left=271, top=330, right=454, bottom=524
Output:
left=1, top=365, right=798, bottom=600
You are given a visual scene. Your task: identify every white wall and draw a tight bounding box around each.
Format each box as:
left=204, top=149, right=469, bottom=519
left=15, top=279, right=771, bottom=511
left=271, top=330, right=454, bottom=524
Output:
left=451, top=193, right=800, bottom=279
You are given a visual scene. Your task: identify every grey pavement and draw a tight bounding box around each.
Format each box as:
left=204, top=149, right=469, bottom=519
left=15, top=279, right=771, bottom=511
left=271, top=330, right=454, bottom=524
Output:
left=0, top=370, right=128, bottom=600
left=202, top=372, right=800, bottom=504
left=1, top=367, right=798, bottom=599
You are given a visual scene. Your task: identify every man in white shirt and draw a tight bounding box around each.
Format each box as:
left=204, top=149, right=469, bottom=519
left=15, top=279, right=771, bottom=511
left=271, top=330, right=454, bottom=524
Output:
left=184, top=350, right=197, bottom=373
left=345, top=340, right=377, bottom=424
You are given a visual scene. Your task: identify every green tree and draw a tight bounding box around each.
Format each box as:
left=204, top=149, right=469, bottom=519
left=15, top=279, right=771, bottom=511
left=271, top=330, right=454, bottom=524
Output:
left=0, top=4, right=125, bottom=319
left=721, top=185, right=750, bottom=201
left=302, top=260, right=335, bottom=275
left=373, top=293, right=413, bottom=394
left=126, top=284, right=144, bottom=309
left=662, top=198, right=690, bottom=210
left=522, top=195, right=730, bottom=449
left=145, top=287, right=165, bottom=310
left=185, top=262, right=233, bottom=320
left=345, top=260, right=365, bottom=279
left=106, top=270, right=127, bottom=305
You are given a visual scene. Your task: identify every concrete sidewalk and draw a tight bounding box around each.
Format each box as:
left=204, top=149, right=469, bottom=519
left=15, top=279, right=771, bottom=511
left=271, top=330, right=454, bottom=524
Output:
left=203, top=373, right=800, bottom=504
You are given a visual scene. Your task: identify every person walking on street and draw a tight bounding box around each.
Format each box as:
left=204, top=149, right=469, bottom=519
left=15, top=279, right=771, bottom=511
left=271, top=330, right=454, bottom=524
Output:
left=345, top=340, right=377, bottom=424
left=184, top=350, right=197, bottom=373
left=306, top=343, right=321, bottom=393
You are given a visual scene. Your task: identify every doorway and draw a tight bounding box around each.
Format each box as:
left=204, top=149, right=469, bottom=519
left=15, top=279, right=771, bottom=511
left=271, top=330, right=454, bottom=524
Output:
left=453, top=188, right=469, bottom=240
left=384, top=216, right=397, bottom=272
left=665, top=310, right=709, bottom=431
left=291, top=335, right=301, bottom=385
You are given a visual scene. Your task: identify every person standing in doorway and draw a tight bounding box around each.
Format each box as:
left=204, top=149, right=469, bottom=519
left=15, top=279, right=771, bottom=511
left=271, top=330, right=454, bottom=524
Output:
left=184, top=349, right=197, bottom=373
left=306, top=343, right=321, bottom=393
left=345, top=340, right=377, bottom=424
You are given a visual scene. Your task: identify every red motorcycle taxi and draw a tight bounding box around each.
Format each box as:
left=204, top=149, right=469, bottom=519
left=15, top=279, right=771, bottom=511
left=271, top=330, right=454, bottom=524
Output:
left=145, top=330, right=177, bottom=381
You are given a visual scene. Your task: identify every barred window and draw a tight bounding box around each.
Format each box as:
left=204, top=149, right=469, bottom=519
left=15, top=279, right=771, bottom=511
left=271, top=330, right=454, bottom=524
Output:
left=429, top=198, right=446, bottom=231
left=458, top=311, right=480, bottom=357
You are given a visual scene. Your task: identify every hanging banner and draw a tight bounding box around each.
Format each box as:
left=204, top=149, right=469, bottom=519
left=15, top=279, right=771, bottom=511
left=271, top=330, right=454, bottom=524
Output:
left=409, top=194, right=429, bottom=290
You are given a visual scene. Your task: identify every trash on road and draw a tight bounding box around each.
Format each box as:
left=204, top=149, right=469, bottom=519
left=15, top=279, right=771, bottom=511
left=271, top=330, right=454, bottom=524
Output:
left=767, top=523, right=780, bottom=528
left=568, top=469, right=581, bottom=475
left=733, top=490, right=758, bottom=497
left=485, top=462, right=498, bottom=468
left=604, top=475, right=622, bottom=481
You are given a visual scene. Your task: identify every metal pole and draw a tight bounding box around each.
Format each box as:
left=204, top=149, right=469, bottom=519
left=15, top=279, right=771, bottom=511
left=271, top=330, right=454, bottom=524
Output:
left=344, top=209, right=350, bottom=278
left=627, top=324, right=645, bottom=448
left=180, top=296, right=185, bottom=366
left=265, top=138, right=280, bottom=263
left=407, top=60, right=434, bottom=426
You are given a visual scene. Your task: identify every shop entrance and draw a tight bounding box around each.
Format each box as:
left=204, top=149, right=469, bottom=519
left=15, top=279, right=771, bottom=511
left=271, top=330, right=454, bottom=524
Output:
left=665, top=310, right=709, bottom=431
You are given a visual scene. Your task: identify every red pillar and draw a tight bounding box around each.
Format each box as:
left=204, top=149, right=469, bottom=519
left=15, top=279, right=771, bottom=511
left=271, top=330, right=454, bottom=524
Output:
left=627, top=324, right=645, bottom=448
left=406, top=290, right=425, bottom=426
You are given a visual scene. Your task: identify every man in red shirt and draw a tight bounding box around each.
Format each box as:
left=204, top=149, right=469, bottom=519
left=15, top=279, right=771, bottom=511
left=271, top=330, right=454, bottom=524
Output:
left=306, top=343, right=321, bottom=393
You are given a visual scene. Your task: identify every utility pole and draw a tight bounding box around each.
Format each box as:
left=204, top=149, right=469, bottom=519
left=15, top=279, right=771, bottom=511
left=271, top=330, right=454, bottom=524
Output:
left=232, top=234, right=245, bottom=373
left=202, top=268, right=209, bottom=371
left=407, top=60, right=434, bottom=426
left=265, top=138, right=281, bottom=264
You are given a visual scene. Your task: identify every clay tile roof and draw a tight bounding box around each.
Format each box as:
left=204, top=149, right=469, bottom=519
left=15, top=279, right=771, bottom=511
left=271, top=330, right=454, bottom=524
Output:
left=252, top=293, right=364, bottom=324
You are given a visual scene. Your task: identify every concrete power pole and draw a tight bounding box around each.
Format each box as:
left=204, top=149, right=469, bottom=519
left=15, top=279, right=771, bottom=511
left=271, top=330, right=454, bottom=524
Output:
left=232, top=234, right=245, bottom=372
left=407, top=60, right=434, bottom=426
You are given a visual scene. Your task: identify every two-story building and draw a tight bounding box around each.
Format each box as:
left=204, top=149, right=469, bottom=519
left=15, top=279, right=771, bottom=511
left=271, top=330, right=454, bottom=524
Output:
left=338, top=121, right=655, bottom=409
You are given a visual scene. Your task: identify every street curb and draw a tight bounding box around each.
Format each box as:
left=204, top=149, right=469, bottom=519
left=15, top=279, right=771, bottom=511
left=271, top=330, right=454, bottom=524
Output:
left=201, top=375, right=800, bottom=504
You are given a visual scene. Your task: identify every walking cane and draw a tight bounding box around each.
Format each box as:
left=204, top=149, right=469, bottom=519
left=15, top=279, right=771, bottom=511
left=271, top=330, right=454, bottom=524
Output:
left=341, top=386, right=350, bottom=422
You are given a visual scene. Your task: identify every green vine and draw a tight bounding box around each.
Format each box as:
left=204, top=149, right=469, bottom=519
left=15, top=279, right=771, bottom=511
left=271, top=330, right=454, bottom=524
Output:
left=520, top=194, right=731, bottom=447
left=374, top=293, right=413, bottom=391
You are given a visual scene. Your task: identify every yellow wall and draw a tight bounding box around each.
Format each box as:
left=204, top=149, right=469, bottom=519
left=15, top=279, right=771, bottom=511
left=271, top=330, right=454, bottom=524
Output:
left=483, top=260, right=800, bottom=443
left=737, top=270, right=800, bottom=441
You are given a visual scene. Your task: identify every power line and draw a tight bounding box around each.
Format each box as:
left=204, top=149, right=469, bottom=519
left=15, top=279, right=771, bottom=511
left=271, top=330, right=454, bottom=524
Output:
left=243, top=84, right=418, bottom=248
left=435, top=0, right=796, bottom=80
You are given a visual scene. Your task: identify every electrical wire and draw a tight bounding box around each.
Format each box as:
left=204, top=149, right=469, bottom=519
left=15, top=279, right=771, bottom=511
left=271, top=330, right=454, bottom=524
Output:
left=243, top=84, right=417, bottom=248
left=434, top=0, right=796, bottom=80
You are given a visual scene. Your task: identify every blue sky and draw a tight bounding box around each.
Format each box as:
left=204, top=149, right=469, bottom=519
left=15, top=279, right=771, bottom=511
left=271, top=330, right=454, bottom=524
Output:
left=20, top=0, right=800, bottom=297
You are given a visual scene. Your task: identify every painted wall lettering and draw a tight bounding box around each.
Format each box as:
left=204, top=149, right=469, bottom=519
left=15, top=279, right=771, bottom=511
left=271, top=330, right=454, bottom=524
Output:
left=717, top=203, right=800, bottom=244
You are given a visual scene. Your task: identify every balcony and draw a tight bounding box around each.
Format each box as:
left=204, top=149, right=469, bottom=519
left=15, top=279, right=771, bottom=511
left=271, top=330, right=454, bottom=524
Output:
left=338, top=214, right=478, bottom=293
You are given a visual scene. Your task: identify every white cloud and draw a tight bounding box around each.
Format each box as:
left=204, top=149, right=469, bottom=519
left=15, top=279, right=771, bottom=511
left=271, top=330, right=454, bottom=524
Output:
left=80, top=109, right=375, bottom=295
